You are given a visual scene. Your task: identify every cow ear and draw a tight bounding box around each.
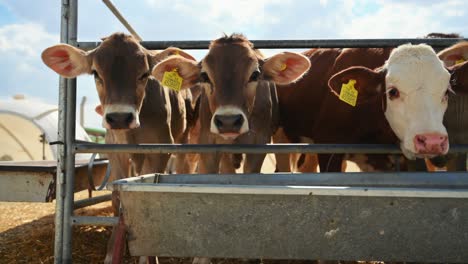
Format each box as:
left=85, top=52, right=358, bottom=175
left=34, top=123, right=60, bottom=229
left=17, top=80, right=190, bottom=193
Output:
left=149, top=47, right=196, bottom=65
left=41, top=44, right=91, bottom=78
left=263, top=52, right=310, bottom=85
left=152, top=56, right=200, bottom=90
left=160, top=47, right=196, bottom=61
left=328, top=66, right=385, bottom=105
left=438, top=42, right=468, bottom=67
left=449, top=61, right=468, bottom=94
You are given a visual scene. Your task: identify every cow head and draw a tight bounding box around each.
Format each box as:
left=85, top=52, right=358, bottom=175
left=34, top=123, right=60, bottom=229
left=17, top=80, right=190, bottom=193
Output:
left=152, top=34, right=310, bottom=140
left=41, top=33, right=194, bottom=130
left=329, top=44, right=463, bottom=159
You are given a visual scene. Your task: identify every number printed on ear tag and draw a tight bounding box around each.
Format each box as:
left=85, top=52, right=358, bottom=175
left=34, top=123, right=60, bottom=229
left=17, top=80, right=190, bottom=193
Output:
left=162, top=69, right=183, bottom=92
left=339, top=79, right=358, bottom=107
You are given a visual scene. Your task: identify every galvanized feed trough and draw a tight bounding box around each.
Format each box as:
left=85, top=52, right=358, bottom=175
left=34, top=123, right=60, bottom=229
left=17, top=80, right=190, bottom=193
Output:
left=110, top=173, right=468, bottom=262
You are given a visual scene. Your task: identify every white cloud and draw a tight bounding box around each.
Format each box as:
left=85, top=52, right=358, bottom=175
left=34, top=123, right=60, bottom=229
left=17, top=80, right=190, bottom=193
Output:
left=0, top=23, right=57, bottom=56
left=337, top=0, right=467, bottom=38
left=145, top=0, right=291, bottom=36
left=0, top=23, right=60, bottom=106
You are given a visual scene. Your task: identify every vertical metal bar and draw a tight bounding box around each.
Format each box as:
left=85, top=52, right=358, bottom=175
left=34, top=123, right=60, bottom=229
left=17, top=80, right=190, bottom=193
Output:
left=62, top=78, right=77, bottom=263
left=62, top=0, right=78, bottom=262
left=54, top=0, right=70, bottom=263
left=80, top=96, right=86, bottom=127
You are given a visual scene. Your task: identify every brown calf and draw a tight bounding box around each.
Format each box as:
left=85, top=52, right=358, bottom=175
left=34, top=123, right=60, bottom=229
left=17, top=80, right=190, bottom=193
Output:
left=42, top=33, right=197, bottom=177
left=41, top=33, right=197, bottom=263
left=430, top=41, right=468, bottom=171
left=152, top=34, right=310, bottom=174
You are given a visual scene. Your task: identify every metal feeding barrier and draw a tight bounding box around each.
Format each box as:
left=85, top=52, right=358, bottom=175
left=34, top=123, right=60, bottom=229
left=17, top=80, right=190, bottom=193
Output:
left=55, top=0, right=468, bottom=263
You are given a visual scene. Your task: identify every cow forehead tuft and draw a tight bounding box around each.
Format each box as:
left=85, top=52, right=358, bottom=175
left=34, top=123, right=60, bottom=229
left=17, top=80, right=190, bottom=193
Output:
left=387, top=44, right=437, bottom=63
left=210, top=33, right=253, bottom=48
left=101, top=32, right=136, bottom=43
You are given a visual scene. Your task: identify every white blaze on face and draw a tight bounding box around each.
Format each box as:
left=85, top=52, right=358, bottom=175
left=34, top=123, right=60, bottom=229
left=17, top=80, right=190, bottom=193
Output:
left=383, top=44, right=450, bottom=159
left=102, top=104, right=140, bottom=129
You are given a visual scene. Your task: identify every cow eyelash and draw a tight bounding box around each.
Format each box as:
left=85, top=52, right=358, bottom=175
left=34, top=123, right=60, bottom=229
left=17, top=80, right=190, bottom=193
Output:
left=200, top=72, right=211, bottom=84
left=139, top=72, right=150, bottom=81
left=91, top=70, right=101, bottom=80
left=249, top=70, right=261, bottom=82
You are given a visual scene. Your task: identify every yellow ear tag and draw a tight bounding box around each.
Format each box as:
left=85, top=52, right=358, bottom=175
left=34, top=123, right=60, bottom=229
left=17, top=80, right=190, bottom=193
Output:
left=456, top=58, right=466, bottom=65
left=174, top=50, right=180, bottom=56
left=162, top=68, right=183, bottom=92
left=339, top=79, right=358, bottom=107
left=280, top=63, right=287, bottom=71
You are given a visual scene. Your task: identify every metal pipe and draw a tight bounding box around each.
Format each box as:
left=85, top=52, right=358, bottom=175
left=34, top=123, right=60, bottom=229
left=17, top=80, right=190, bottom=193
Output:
left=79, top=96, right=86, bottom=127
left=62, top=0, right=77, bottom=262
left=74, top=143, right=468, bottom=154
left=73, top=194, right=112, bottom=209
left=71, top=216, right=119, bottom=226
left=101, top=0, right=142, bottom=41
left=76, top=38, right=468, bottom=50
left=54, top=0, right=70, bottom=262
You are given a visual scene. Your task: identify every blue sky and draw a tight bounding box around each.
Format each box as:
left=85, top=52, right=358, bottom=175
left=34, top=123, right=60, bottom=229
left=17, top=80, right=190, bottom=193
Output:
left=0, top=0, right=466, bottom=128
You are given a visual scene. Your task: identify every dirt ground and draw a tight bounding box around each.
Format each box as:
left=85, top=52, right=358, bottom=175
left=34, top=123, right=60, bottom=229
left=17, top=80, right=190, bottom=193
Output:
left=0, top=191, right=122, bottom=263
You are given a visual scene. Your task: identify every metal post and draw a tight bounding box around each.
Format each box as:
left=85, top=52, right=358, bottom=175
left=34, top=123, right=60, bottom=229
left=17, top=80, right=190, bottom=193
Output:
left=54, top=0, right=70, bottom=262
left=102, top=0, right=142, bottom=41
left=79, top=96, right=86, bottom=127
left=62, top=0, right=78, bottom=262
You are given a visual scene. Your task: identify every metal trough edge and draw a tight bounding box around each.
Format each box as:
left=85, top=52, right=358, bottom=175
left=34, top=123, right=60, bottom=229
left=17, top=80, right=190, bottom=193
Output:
left=110, top=183, right=468, bottom=198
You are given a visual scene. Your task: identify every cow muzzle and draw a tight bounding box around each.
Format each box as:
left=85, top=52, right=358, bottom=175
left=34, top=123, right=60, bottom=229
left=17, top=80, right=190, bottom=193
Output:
left=210, top=106, right=249, bottom=139
left=102, top=104, right=140, bottom=130
left=413, top=133, right=449, bottom=156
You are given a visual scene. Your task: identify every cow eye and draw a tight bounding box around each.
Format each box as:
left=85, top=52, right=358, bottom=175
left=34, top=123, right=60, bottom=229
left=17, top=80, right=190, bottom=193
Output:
left=200, top=72, right=211, bottom=84
left=387, top=87, right=400, bottom=100
left=249, top=70, right=261, bottom=82
left=139, top=72, right=150, bottom=81
left=91, top=70, right=101, bottom=80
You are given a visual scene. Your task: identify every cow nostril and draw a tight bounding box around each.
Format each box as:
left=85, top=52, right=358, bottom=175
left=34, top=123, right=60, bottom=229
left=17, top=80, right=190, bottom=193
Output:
left=233, top=114, right=243, bottom=128
left=124, top=113, right=133, bottom=124
left=416, top=136, right=425, bottom=145
left=106, top=115, right=115, bottom=124
left=214, top=116, right=223, bottom=128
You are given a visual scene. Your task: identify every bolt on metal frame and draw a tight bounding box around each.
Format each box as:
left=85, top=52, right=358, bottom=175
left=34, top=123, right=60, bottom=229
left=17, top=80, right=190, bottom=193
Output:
left=55, top=1, right=468, bottom=263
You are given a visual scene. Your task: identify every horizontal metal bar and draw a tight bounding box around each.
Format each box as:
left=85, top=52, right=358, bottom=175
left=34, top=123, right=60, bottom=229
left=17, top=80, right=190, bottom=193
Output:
left=71, top=216, right=119, bottom=226
left=77, top=38, right=468, bottom=50
left=73, top=194, right=112, bottom=209
left=75, top=142, right=468, bottom=154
